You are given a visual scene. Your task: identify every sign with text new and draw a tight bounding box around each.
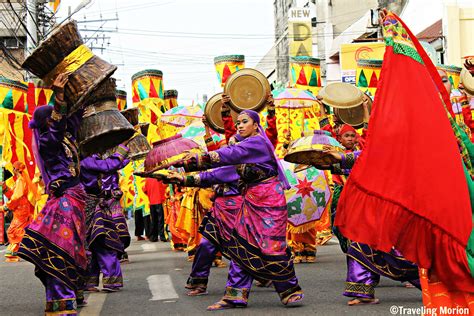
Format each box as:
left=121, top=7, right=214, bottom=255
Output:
left=288, top=8, right=312, bottom=57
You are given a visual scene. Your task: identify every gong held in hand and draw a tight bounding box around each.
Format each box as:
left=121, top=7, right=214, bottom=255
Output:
left=223, top=68, right=271, bottom=113
left=204, top=93, right=239, bottom=134
left=318, top=82, right=367, bottom=127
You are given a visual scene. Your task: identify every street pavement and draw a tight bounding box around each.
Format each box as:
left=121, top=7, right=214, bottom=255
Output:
left=0, top=221, right=422, bottom=316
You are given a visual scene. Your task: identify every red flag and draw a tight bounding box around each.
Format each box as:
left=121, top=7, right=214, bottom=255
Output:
left=335, top=12, right=474, bottom=292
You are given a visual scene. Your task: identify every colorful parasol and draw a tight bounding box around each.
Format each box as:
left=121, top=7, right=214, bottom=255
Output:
left=160, top=104, right=203, bottom=128
left=280, top=159, right=331, bottom=227
left=273, top=88, right=317, bottom=108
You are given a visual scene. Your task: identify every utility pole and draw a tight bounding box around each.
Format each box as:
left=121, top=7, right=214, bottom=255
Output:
left=25, top=0, right=37, bottom=55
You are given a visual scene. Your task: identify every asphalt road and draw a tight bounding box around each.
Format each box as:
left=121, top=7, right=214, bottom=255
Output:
left=0, top=221, right=422, bottom=316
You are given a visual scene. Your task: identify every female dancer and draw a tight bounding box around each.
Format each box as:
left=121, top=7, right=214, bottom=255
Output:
left=169, top=110, right=303, bottom=310
left=19, top=73, right=87, bottom=315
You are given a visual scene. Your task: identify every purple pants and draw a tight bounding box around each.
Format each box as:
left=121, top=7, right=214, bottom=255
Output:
left=187, top=238, right=217, bottom=288
left=223, top=261, right=301, bottom=305
left=344, top=242, right=420, bottom=299
left=86, top=244, right=123, bottom=290
left=45, top=276, right=77, bottom=315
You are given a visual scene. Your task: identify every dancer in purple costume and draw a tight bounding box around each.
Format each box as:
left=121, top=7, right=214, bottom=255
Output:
left=19, top=73, right=87, bottom=315
left=80, top=147, right=130, bottom=292
left=170, top=110, right=303, bottom=310
left=325, top=150, right=421, bottom=305
left=168, top=165, right=242, bottom=296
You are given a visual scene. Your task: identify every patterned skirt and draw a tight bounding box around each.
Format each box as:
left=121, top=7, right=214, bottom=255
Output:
left=226, top=180, right=297, bottom=282
left=18, top=184, right=87, bottom=291
left=85, top=195, right=124, bottom=254
left=200, top=194, right=243, bottom=253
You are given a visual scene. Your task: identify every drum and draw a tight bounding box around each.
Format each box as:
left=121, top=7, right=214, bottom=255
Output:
left=78, top=79, right=135, bottom=155
left=204, top=93, right=239, bottom=133
left=131, top=69, right=164, bottom=127
left=116, top=89, right=127, bottom=111
left=284, top=130, right=345, bottom=168
left=143, top=134, right=201, bottom=173
left=356, top=59, right=383, bottom=97
left=224, top=68, right=270, bottom=112
left=289, top=56, right=321, bottom=95
left=131, top=69, right=164, bottom=102
left=214, top=55, right=245, bottom=87
left=164, top=89, right=178, bottom=111
left=21, top=20, right=117, bottom=115
left=437, top=64, right=462, bottom=90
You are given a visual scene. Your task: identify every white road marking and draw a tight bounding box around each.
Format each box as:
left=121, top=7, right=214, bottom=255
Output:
left=80, top=292, right=107, bottom=316
left=147, top=275, right=179, bottom=301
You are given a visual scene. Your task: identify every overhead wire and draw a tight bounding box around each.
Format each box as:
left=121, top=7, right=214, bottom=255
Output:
left=6, top=0, right=37, bottom=47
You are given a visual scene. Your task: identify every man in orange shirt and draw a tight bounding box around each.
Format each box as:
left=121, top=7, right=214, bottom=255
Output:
left=144, top=178, right=167, bottom=242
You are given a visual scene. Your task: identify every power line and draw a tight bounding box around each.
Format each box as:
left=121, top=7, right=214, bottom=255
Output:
left=6, top=0, right=37, bottom=47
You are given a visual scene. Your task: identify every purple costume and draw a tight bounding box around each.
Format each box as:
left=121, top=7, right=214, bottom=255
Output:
left=80, top=148, right=130, bottom=290
left=185, top=166, right=243, bottom=290
left=19, top=105, right=87, bottom=315
left=181, top=110, right=302, bottom=306
left=335, top=151, right=420, bottom=300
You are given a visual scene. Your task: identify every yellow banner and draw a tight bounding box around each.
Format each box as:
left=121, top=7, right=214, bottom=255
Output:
left=289, top=21, right=312, bottom=57
left=340, top=43, right=386, bottom=84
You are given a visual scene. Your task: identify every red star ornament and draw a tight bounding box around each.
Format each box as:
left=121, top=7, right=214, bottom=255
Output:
left=295, top=177, right=313, bottom=198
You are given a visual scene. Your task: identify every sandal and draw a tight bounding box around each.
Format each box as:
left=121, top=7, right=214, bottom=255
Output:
left=347, top=298, right=380, bottom=306
left=187, top=287, right=208, bottom=296
left=206, top=300, right=236, bottom=311
left=283, top=292, right=304, bottom=306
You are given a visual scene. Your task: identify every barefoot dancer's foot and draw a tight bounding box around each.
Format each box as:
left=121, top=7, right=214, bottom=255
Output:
left=206, top=300, right=237, bottom=311
left=347, top=298, right=380, bottom=306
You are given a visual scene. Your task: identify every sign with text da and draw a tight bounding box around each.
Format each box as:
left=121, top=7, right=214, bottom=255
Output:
left=288, top=7, right=313, bottom=57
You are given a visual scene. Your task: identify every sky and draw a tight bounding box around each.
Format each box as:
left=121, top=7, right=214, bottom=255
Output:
left=56, top=0, right=276, bottom=106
